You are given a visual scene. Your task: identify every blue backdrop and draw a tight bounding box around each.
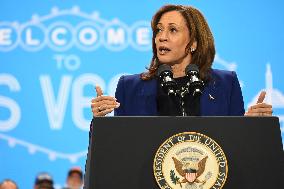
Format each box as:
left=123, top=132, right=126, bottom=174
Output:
left=1, top=0, right=283, bottom=188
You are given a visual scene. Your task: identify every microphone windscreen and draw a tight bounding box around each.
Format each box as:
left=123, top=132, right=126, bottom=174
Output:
left=185, top=64, right=199, bottom=74
left=156, top=64, right=172, bottom=76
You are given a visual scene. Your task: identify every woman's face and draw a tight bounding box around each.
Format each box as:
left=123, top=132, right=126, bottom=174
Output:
left=155, top=11, right=191, bottom=65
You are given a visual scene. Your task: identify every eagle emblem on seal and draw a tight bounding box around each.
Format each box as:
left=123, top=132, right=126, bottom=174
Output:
left=171, top=156, right=208, bottom=188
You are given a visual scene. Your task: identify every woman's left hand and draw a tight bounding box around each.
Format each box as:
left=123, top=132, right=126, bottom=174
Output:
left=245, top=91, right=273, bottom=116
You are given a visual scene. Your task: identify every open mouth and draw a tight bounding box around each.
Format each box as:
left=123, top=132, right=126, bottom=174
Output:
left=158, top=46, right=171, bottom=55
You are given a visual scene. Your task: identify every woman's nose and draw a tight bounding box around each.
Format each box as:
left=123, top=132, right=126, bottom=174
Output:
left=158, top=31, right=168, bottom=42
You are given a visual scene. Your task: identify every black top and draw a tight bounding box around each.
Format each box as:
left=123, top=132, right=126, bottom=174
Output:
left=156, top=76, right=200, bottom=116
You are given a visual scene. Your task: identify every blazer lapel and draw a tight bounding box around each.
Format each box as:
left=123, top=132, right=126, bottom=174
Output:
left=201, top=75, right=223, bottom=116
left=137, top=78, right=158, bottom=115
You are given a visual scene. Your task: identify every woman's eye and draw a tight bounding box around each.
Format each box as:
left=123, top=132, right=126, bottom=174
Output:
left=170, top=28, right=177, bottom=32
left=156, top=28, right=162, bottom=33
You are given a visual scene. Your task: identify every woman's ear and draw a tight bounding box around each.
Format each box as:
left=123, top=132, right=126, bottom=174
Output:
left=190, top=41, right=197, bottom=53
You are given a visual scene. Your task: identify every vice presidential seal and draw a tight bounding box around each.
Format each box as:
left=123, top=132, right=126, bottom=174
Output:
left=153, top=132, right=228, bottom=189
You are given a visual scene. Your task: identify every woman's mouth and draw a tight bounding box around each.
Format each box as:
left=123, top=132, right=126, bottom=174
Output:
left=158, top=46, right=171, bottom=55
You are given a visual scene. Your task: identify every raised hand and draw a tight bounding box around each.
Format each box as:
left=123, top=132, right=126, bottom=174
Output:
left=91, top=85, right=120, bottom=117
left=245, top=91, right=273, bottom=116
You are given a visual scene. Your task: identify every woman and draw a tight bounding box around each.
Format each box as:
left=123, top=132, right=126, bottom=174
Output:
left=91, top=4, right=272, bottom=117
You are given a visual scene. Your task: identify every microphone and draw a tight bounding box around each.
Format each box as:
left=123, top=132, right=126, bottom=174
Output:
left=185, top=64, right=204, bottom=97
left=156, top=64, right=177, bottom=95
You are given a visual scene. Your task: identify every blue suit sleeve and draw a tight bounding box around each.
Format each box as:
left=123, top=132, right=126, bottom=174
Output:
left=114, top=75, right=125, bottom=116
left=229, top=71, right=245, bottom=116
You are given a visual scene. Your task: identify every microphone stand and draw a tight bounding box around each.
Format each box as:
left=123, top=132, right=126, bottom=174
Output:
left=175, top=86, right=189, bottom=117
left=180, top=99, right=187, bottom=116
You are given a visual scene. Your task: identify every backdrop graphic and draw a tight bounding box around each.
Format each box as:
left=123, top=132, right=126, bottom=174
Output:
left=0, top=0, right=283, bottom=188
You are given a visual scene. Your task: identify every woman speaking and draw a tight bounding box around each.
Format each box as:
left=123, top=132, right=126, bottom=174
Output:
left=91, top=4, right=272, bottom=117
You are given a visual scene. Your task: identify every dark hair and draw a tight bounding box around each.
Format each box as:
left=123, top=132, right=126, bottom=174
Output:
left=67, top=167, right=83, bottom=179
left=141, top=4, right=215, bottom=81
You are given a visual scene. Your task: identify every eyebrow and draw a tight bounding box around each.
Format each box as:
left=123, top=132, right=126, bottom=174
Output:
left=157, top=22, right=178, bottom=25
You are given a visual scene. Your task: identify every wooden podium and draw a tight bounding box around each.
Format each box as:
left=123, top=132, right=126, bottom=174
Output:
left=84, top=117, right=283, bottom=189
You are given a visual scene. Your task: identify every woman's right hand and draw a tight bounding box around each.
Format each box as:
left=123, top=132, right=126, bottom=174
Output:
left=91, top=85, right=120, bottom=117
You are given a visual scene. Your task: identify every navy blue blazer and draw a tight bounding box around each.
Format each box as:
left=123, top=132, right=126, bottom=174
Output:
left=114, top=69, right=245, bottom=116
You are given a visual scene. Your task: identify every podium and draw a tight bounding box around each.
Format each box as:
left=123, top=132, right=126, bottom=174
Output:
left=84, top=117, right=283, bottom=189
